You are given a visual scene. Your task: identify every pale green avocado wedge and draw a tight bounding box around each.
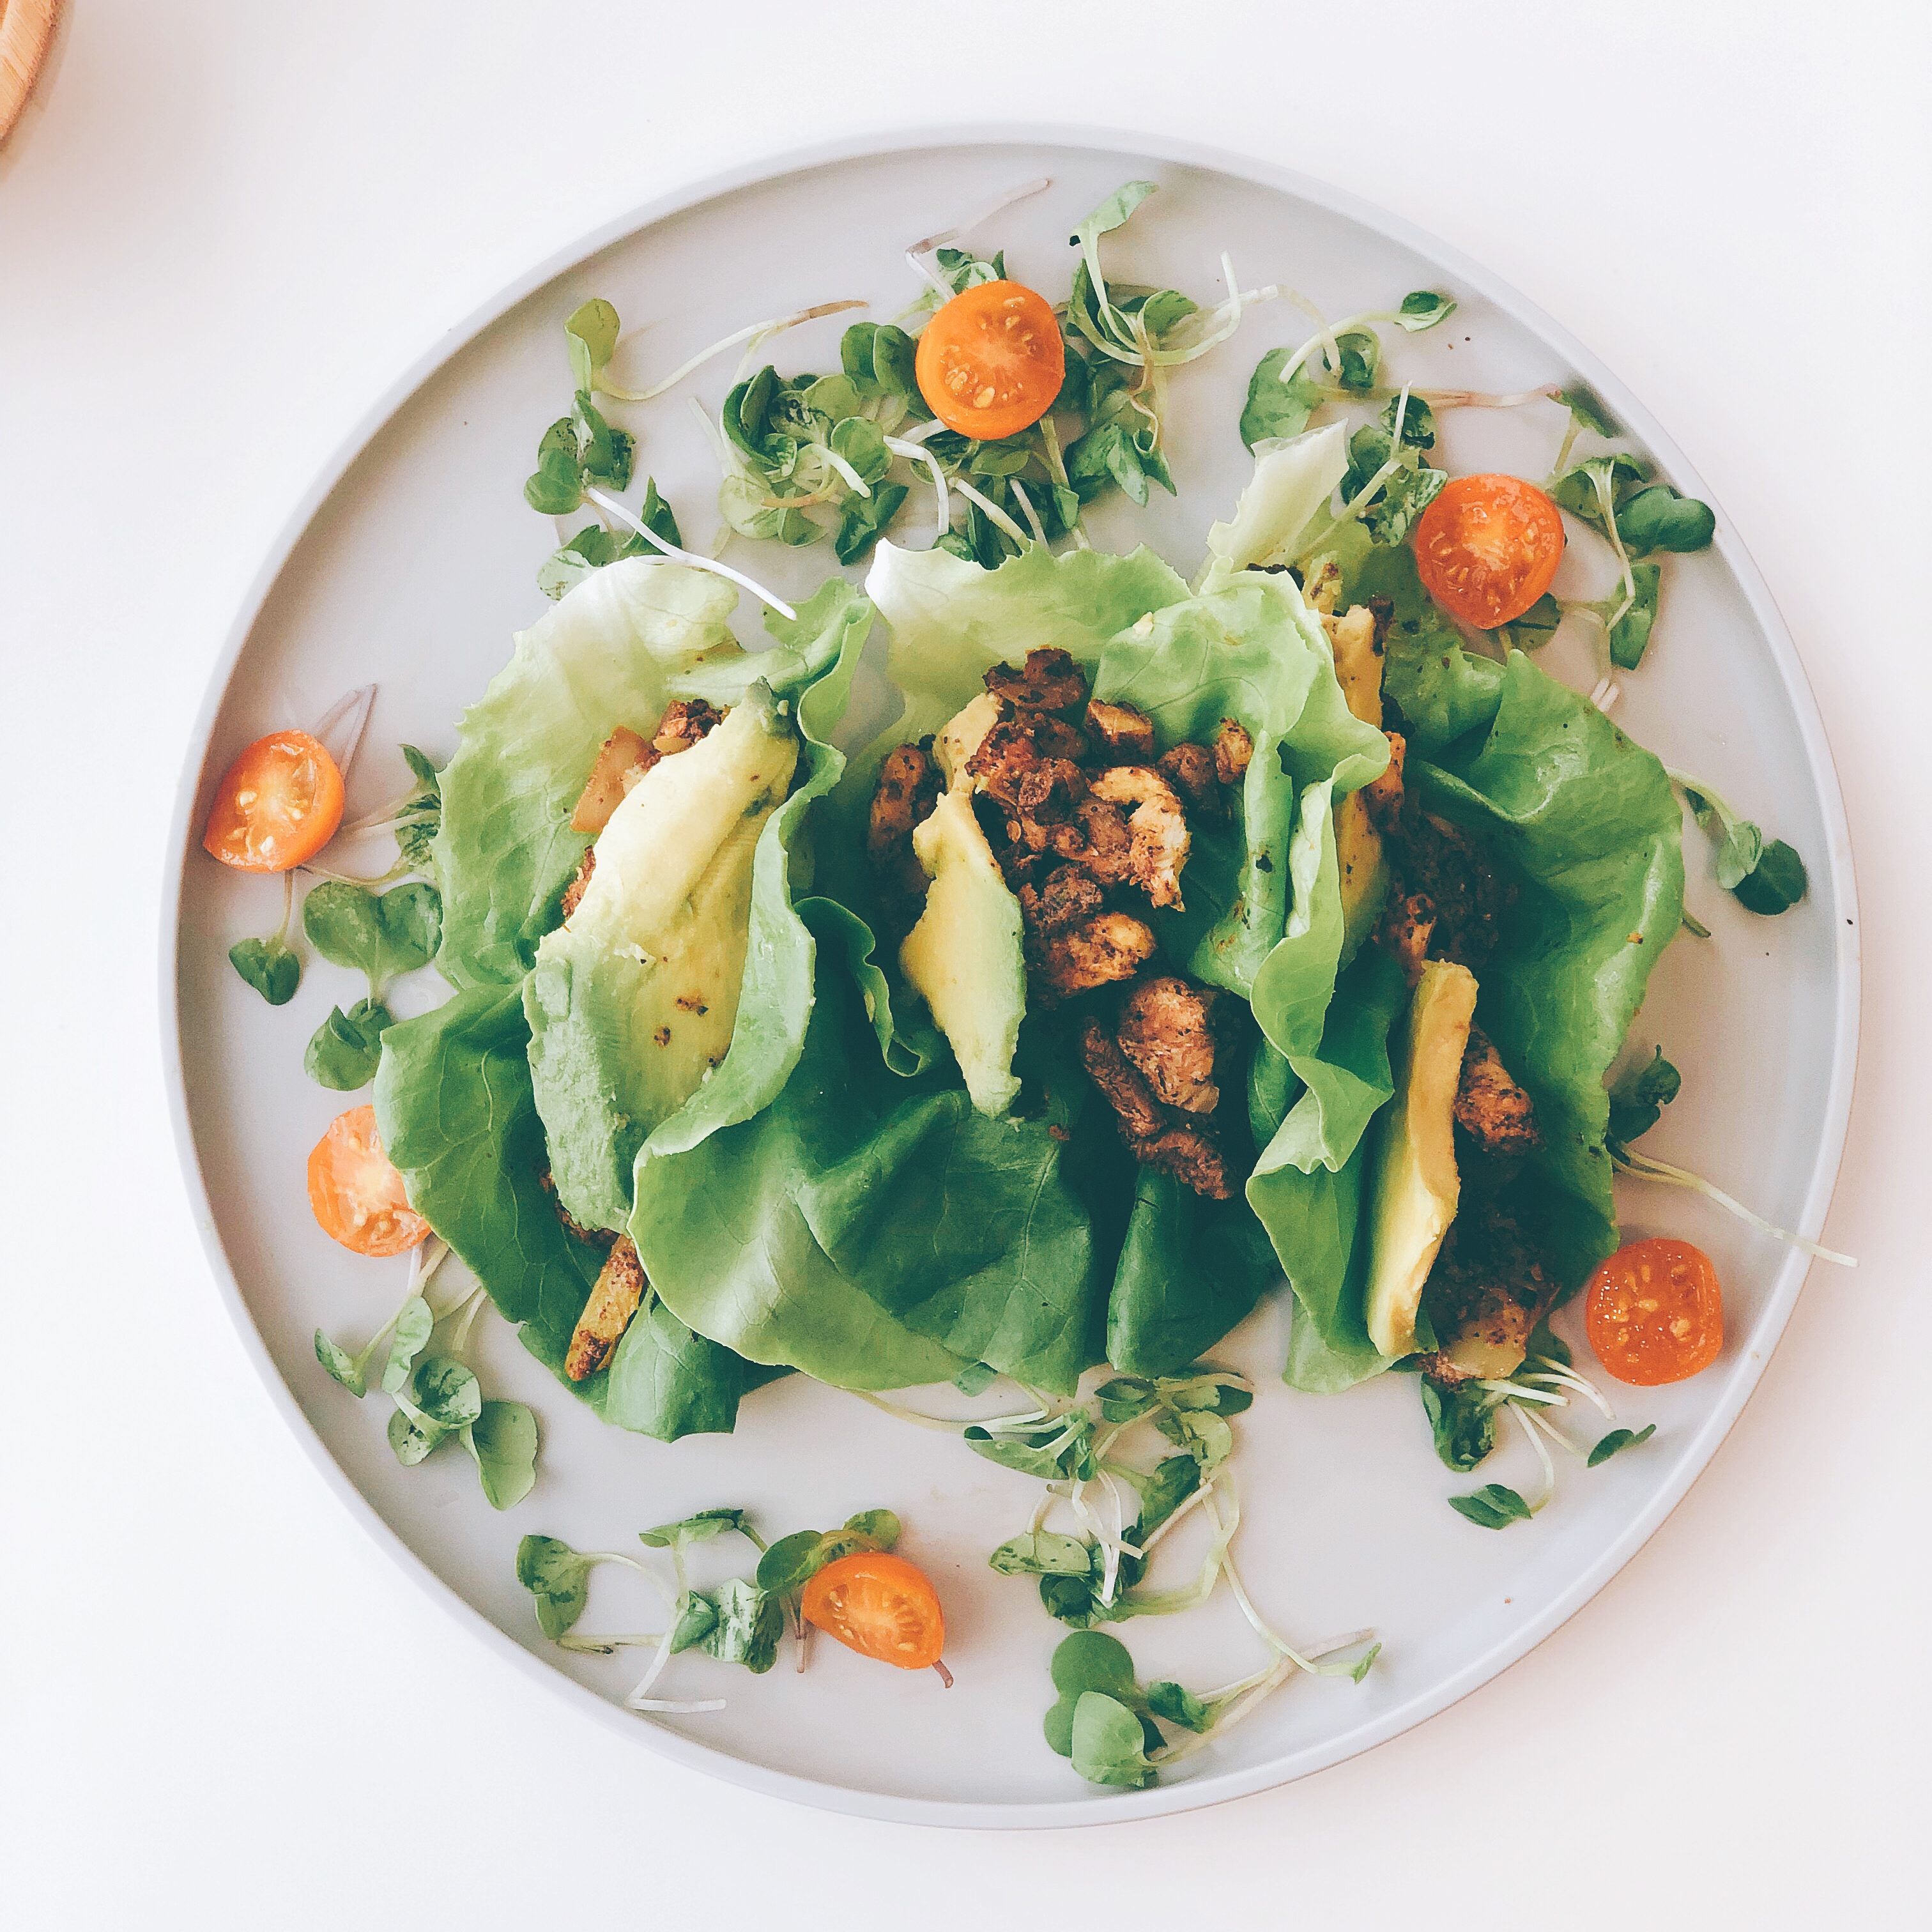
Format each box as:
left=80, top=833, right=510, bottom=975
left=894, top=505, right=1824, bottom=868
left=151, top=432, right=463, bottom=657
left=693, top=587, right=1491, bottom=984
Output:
left=898, top=783, right=1025, bottom=1116
left=1363, top=958, right=1478, bottom=1357
left=524, top=694, right=799, bottom=1231
left=1334, top=792, right=1388, bottom=967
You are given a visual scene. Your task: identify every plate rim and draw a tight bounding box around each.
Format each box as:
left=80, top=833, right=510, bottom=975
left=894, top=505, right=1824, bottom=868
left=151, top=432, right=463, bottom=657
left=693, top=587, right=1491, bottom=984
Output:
left=159, top=121, right=1863, bottom=1830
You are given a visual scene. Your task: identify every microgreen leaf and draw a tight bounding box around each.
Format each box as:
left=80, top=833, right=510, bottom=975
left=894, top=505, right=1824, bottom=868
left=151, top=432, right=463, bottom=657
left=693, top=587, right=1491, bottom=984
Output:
left=700, top=1577, right=782, bottom=1673
left=1614, top=484, right=1714, bottom=555
left=1558, top=383, right=1619, bottom=439
left=1238, top=345, right=1322, bottom=449
left=1730, top=839, right=1807, bottom=914
left=302, top=880, right=441, bottom=993
left=565, top=298, right=621, bottom=393
left=840, top=321, right=919, bottom=401
left=1675, top=776, right=1809, bottom=914
left=753, top=1529, right=827, bottom=1597
left=524, top=417, right=586, bottom=515
left=1395, top=290, right=1457, bottom=332
left=516, top=1535, right=599, bottom=1639
left=1069, top=1692, right=1157, bottom=1788
left=572, top=391, right=634, bottom=491
left=387, top=1402, right=451, bottom=1466
left=834, top=479, right=907, bottom=564
left=228, top=935, right=300, bottom=1005
left=1094, top=1377, right=1158, bottom=1424
left=302, top=997, right=392, bottom=1091
left=464, top=1400, right=538, bottom=1510
left=842, top=1509, right=900, bottom=1547
left=1333, top=328, right=1380, bottom=391
left=1497, top=592, right=1562, bottom=653
left=1420, top=1376, right=1501, bottom=1473
left=314, top=1329, right=368, bottom=1397
left=379, top=1296, right=435, bottom=1394
left=537, top=480, right=683, bottom=599
left=1051, top=1630, right=1140, bottom=1701
left=1606, top=560, right=1662, bottom=670
left=990, top=1530, right=1094, bottom=1577
left=1447, top=1482, right=1535, bottom=1529
left=1146, top=1680, right=1212, bottom=1732
left=1607, top=1047, right=1682, bottom=1146
left=640, top=1508, right=755, bottom=1549
left=1587, top=1423, right=1657, bottom=1468
left=669, top=1590, right=719, bottom=1653
left=411, top=1354, right=483, bottom=1429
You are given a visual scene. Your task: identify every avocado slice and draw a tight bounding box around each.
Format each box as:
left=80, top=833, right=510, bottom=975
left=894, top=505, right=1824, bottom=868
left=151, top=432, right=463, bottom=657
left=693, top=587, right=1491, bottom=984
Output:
left=1335, top=793, right=1388, bottom=967
left=898, top=780, right=1026, bottom=1116
left=524, top=693, right=798, bottom=1231
left=1363, top=959, right=1478, bottom=1357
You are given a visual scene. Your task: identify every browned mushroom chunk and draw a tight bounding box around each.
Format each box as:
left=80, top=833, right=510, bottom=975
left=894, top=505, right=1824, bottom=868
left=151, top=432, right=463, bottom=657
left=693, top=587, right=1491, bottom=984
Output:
left=1117, top=976, right=1223, bottom=1115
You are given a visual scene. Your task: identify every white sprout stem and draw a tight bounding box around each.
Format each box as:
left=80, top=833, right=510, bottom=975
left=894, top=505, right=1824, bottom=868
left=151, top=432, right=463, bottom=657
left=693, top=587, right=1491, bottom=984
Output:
left=1036, top=417, right=1089, bottom=549
left=904, top=250, right=953, bottom=300
left=850, top=1387, right=1049, bottom=1432
left=884, top=434, right=949, bottom=544
left=447, top=1285, right=486, bottom=1356
left=622, top=1631, right=677, bottom=1705
left=1589, top=677, right=1623, bottom=715
left=1511, top=1402, right=1557, bottom=1510
left=1519, top=1401, right=1585, bottom=1459
left=1589, top=465, right=1639, bottom=629
left=1276, top=302, right=1400, bottom=391
left=275, top=869, right=295, bottom=943
left=555, top=1631, right=662, bottom=1655
left=630, top=1698, right=728, bottom=1715
left=312, top=684, right=377, bottom=783
left=583, top=486, right=797, bottom=621
left=813, top=440, right=871, bottom=498
left=1613, top=1147, right=1858, bottom=1266
left=1334, top=382, right=1561, bottom=412
left=406, top=1235, right=450, bottom=1300
left=1154, top=1628, right=1380, bottom=1768
left=894, top=415, right=951, bottom=447
left=1480, top=1379, right=1566, bottom=1407
left=1141, top=275, right=1285, bottom=368
left=1522, top=1358, right=1616, bottom=1421
left=949, top=475, right=1032, bottom=549
left=688, top=394, right=732, bottom=464
left=906, top=174, right=1052, bottom=262
left=1010, top=478, right=1049, bottom=546
left=598, top=300, right=866, bottom=404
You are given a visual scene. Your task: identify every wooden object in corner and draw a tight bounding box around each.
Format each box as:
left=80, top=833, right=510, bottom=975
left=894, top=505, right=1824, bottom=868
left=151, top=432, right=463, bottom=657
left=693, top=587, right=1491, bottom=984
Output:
left=0, top=0, right=63, bottom=147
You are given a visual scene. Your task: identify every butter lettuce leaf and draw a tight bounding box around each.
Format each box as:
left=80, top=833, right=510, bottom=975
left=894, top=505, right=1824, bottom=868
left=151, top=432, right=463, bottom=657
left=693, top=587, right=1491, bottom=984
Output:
left=815, top=540, right=1388, bottom=1378
left=633, top=917, right=1112, bottom=1393
left=372, top=983, right=771, bottom=1439
left=1412, top=652, right=1684, bottom=1284
left=432, top=561, right=742, bottom=989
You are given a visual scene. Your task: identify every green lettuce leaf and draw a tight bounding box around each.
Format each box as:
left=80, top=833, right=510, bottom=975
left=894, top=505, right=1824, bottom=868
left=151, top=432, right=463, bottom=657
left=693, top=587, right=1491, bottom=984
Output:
left=1412, top=653, right=1684, bottom=1283
left=632, top=917, right=1112, bottom=1393
left=372, top=983, right=770, bottom=1439
left=811, top=540, right=1388, bottom=1378
left=431, top=561, right=742, bottom=988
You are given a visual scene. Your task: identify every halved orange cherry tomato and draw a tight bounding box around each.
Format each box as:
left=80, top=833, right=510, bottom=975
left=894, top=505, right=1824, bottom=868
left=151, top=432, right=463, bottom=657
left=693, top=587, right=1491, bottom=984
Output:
left=203, top=730, right=345, bottom=872
left=1585, top=1236, right=1723, bottom=1386
left=1413, top=473, right=1567, bottom=629
left=801, top=1551, right=946, bottom=1671
left=307, top=1105, right=429, bottom=1257
left=915, top=280, right=1065, bottom=441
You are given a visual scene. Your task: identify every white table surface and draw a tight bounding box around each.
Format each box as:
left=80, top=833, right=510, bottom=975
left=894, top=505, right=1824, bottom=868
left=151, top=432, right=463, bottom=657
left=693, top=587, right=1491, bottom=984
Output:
left=3, top=2, right=1924, bottom=1924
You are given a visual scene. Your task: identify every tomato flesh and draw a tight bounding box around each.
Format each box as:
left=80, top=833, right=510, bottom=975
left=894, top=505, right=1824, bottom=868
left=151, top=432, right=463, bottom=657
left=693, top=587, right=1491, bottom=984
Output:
left=801, top=1551, right=946, bottom=1671
left=308, top=1105, right=429, bottom=1257
left=1413, top=473, right=1566, bottom=629
left=203, top=729, right=345, bottom=872
left=915, top=280, right=1064, bottom=441
left=1585, top=1236, right=1722, bottom=1385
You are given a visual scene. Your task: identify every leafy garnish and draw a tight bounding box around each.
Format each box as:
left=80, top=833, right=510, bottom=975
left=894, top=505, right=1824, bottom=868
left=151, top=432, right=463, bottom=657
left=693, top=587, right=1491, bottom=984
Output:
left=1448, top=1482, right=1536, bottom=1529
left=1670, top=772, right=1809, bottom=915
left=1607, top=1047, right=1682, bottom=1146
left=1587, top=1423, right=1657, bottom=1468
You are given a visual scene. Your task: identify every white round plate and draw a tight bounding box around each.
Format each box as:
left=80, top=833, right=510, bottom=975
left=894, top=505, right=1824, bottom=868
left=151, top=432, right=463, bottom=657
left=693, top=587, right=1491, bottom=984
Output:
left=164, top=132, right=1859, bottom=1828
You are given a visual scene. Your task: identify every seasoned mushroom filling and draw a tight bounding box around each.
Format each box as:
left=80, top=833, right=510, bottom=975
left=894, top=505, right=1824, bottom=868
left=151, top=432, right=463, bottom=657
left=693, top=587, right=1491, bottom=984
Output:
left=868, top=647, right=1257, bottom=1199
